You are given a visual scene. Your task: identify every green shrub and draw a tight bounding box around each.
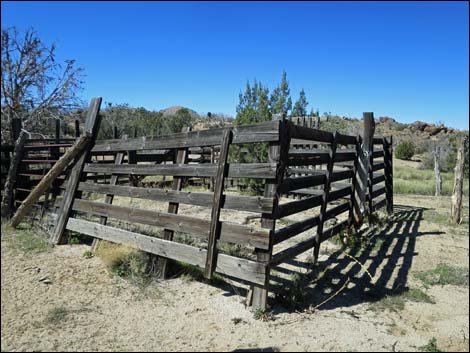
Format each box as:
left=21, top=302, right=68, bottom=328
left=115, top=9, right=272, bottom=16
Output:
left=420, top=337, right=441, bottom=352
left=395, top=140, right=416, bottom=160
left=415, top=263, right=469, bottom=288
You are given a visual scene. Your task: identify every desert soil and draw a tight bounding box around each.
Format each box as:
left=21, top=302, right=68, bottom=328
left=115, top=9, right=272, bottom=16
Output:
left=1, top=195, right=469, bottom=352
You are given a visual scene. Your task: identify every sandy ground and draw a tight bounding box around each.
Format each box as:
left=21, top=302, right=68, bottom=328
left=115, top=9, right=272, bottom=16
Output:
left=1, top=195, right=469, bottom=352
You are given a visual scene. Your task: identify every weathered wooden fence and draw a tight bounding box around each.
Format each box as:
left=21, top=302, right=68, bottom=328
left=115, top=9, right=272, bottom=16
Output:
left=37, top=98, right=393, bottom=310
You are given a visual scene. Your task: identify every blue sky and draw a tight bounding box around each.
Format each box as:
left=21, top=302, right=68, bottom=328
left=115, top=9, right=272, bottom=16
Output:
left=2, top=1, right=469, bottom=129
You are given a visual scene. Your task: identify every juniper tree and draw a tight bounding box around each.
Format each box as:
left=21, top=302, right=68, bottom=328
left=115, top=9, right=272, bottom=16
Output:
left=270, top=71, right=292, bottom=116
left=292, top=88, right=309, bottom=117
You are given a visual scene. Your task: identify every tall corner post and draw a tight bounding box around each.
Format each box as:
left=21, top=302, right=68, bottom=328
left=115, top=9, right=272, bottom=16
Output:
left=384, top=135, right=393, bottom=215
left=251, top=115, right=290, bottom=309
left=352, top=112, right=375, bottom=229
left=51, top=97, right=103, bottom=245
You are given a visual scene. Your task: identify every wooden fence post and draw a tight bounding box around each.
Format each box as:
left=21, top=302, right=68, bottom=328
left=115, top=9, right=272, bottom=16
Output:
left=313, top=131, right=337, bottom=264
left=368, top=133, right=374, bottom=223
left=451, top=135, right=467, bottom=224
left=434, top=146, right=442, bottom=196
left=1, top=131, right=27, bottom=218
left=51, top=97, right=102, bottom=245
left=154, top=126, right=191, bottom=278
left=11, top=118, right=22, bottom=142
left=75, top=119, right=80, bottom=138
left=204, top=129, right=233, bottom=279
left=352, top=112, right=375, bottom=229
left=348, top=134, right=362, bottom=229
left=251, top=115, right=290, bottom=309
left=384, top=136, right=393, bottom=215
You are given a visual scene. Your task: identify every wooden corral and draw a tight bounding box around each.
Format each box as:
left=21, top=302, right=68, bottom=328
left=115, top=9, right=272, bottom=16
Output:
left=7, top=98, right=393, bottom=310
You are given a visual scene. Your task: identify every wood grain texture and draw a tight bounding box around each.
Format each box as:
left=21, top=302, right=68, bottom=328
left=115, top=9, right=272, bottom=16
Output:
left=66, top=218, right=267, bottom=286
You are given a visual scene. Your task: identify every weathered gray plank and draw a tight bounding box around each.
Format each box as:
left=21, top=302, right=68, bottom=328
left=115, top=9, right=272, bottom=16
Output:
left=83, top=163, right=277, bottom=179
left=92, top=121, right=280, bottom=152
left=66, top=218, right=266, bottom=286
left=71, top=199, right=270, bottom=249
left=205, top=129, right=232, bottom=279
left=77, top=182, right=274, bottom=213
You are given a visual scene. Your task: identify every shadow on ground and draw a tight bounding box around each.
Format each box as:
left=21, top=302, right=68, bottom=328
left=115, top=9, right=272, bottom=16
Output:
left=268, top=204, right=445, bottom=313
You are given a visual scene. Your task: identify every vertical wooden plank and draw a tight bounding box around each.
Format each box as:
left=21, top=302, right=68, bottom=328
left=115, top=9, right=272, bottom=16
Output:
left=348, top=135, right=361, bottom=229
left=75, top=119, right=80, bottom=138
left=251, top=118, right=289, bottom=309
left=368, top=136, right=374, bottom=222
left=55, top=119, right=61, bottom=143
left=204, top=129, right=233, bottom=279
left=51, top=97, right=103, bottom=245
left=1, top=131, right=27, bottom=218
left=11, top=118, right=22, bottom=142
left=451, top=135, right=467, bottom=224
left=313, top=132, right=337, bottom=264
left=384, top=136, right=393, bottom=215
left=210, top=146, right=215, bottom=191
left=51, top=119, right=61, bottom=197
left=155, top=127, right=191, bottom=278
left=352, top=112, right=375, bottom=228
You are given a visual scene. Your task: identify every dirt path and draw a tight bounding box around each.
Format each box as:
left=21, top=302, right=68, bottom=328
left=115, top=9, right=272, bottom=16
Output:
left=1, top=195, right=469, bottom=352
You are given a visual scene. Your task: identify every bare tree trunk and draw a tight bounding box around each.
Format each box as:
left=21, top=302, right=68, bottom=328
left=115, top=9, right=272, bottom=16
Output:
left=1, top=131, right=27, bottom=218
left=451, top=136, right=467, bottom=224
left=434, top=147, right=442, bottom=196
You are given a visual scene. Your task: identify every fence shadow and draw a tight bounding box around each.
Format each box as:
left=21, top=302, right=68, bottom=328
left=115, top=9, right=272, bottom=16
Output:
left=269, top=204, right=445, bottom=312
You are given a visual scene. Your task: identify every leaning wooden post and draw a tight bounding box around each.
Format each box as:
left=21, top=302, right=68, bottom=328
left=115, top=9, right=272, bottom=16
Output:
left=51, top=97, right=102, bottom=245
left=1, top=131, right=27, bottom=218
left=352, top=112, right=375, bottom=229
left=383, top=136, right=393, bottom=215
left=434, top=146, right=442, bottom=196
left=451, top=135, right=467, bottom=224
left=204, top=129, right=233, bottom=279
left=10, top=136, right=91, bottom=228
left=313, top=131, right=337, bottom=264
left=251, top=114, right=290, bottom=309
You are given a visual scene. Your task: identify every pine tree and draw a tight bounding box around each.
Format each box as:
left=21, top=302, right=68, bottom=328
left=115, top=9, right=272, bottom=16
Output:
left=270, top=71, right=292, bottom=116
left=292, top=89, right=309, bottom=117
left=234, top=79, right=271, bottom=193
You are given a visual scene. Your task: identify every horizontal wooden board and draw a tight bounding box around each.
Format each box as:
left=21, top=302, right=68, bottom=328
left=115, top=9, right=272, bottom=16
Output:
left=83, top=163, right=277, bottom=179
left=276, top=194, right=323, bottom=218
left=77, top=182, right=274, bottom=213
left=71, top=199, right=270, bottom=249
left=288, top=123, right=357, bottom=145
left=372, top=162, right=385, bottom=171
left=327, top=185, right=352, bottom=202
left=66, top=218, right=266, bottom=285
left=92, top=121, right=280, bottom=152
left=372, top=173, right=386, bottom=185
left=274, top=215, right=320, bottom=245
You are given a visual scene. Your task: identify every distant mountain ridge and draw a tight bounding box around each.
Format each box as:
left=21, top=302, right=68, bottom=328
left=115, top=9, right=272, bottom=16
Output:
left=159, top=106, right=200, bottom=119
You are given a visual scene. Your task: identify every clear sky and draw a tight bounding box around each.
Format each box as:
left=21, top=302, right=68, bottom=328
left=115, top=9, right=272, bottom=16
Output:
left=2, top=1, right=469, bottom=129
